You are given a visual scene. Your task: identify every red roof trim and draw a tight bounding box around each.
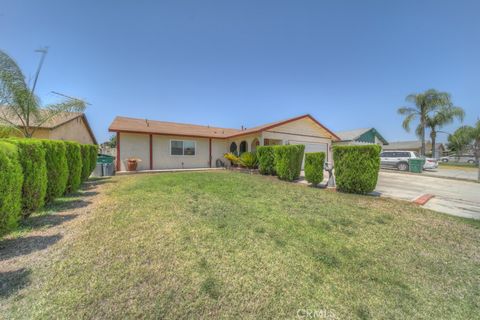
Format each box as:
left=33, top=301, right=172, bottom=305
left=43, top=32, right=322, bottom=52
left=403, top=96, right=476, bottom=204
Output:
left=109, top=114, right=340, bottom=141
left=226, top=114, right=340, bottom=141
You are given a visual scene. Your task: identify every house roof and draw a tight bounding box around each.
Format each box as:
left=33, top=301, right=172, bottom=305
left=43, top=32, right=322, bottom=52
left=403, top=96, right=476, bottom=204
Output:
left=336, top=127, right=388, bottom=145
left=0, top=106, right=97, bottom=144
left=383, top=140, right=444, bottom=150
left=109, top=114, right=340, bottom=140
left=336, top=128, right=371, bottom=141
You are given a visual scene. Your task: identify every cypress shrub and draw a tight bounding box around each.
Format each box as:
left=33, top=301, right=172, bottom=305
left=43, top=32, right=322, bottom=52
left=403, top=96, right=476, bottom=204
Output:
left=305, top=152, right=325, bottom=186
left=257, top=146, right=276, bottom=175
left=333, top=145, right=381, bottom=194
left=273, top=144, right=305, bottom=181
left=6, top=139, right=47, bottom=216
left=41, top=140, right=68, bottom=204
left=80, top=144, right=91, bottom=181
left=65, top=141, right=82, bottom=193
left=0, top=141, right=23, bottom=234
left=88, top=145, right=98, bottom=174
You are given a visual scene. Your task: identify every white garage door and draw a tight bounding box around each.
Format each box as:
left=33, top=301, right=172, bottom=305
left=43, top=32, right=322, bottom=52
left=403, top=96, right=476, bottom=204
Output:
left=289, top=141, right=328, bottom=169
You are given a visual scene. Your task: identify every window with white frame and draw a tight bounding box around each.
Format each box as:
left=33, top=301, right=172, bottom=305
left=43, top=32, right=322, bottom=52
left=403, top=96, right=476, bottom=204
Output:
left=170, top=140, right=196, bottom=156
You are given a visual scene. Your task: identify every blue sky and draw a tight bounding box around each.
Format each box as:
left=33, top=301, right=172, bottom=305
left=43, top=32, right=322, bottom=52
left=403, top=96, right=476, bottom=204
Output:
left=1, top=0, right=479, bottom=143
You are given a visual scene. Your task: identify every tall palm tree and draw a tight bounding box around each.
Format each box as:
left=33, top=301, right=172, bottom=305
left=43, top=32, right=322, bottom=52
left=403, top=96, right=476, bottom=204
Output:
left=397, top=89, right=452, bottom=156
left=0, top=49, right=86, bottom=138
left=421, top=105, right=465, bottom=158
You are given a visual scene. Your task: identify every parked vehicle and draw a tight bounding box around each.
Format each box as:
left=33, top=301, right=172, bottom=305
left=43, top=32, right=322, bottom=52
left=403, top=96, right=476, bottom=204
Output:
left=440, top=154, right=478, bottom=164
left=380, top=151, right=438, bottom=171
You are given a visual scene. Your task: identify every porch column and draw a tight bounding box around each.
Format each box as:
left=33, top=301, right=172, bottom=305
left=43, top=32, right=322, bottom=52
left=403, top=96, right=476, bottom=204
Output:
left=149, top=134, right=153, bottom=170
left=116, top=132, right=120, bottom=171
left=209, top=138, right=212, bottom=168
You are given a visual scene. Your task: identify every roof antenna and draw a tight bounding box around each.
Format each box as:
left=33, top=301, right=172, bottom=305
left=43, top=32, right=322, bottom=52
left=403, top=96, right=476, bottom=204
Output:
left=51, top=91, right=91, bottom=105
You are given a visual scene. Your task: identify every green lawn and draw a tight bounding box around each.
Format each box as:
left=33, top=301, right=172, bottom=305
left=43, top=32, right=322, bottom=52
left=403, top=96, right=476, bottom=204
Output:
left=2, top=172, right=479, bottom=319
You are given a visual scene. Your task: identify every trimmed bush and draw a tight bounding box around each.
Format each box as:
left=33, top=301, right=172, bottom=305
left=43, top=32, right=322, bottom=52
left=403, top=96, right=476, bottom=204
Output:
left=238, top=151, right=258, bottom=169
left=0, top=141, right=23, bottom=234
left=41, top=140, right=68, bottom=204
left=274, top=144, right=305, bottom=181
left=257, top=146, right=276, bottom=175
left=305, top=152, right=325, bottom=186
left=5, top=139, right=47, bottom=216
left=88, top=145, right=98, bottom=174
left=65, top=141, right=82, bottom=193
left=80, top=144, right=91, bottom=181
left=333, top=145, right=381, bottom=194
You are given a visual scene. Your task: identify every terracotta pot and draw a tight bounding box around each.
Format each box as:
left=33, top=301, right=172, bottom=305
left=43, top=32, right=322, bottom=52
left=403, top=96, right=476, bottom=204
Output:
left=127, top=160, right=138, bottom=171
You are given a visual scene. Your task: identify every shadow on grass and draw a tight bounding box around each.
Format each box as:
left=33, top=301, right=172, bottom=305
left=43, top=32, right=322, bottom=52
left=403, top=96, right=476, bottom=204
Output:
left=0, top=268, right=31, bottom=298
left=21, top=213, right=78, bottom=229
left=0, top=234, right=62, bottom=261
left=82, top=177, right=115, bottom=190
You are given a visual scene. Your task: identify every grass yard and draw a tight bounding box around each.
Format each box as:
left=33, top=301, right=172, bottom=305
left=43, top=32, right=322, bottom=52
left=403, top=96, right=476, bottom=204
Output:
left=1, top=171, right=479, bottom=319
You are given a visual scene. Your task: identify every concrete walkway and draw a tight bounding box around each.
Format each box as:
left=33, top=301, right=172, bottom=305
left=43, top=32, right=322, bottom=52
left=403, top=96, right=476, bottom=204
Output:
left=116, top=167, right=224, bottom=175
left=376, top=171, right=480, bottom=219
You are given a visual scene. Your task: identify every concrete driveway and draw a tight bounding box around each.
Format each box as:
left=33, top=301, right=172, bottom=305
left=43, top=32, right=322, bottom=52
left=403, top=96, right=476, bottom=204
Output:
left=376, top=171, right=480, bottom=219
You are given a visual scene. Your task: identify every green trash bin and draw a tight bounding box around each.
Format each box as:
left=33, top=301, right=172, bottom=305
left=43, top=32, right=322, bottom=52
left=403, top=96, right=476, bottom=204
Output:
left=408, top=158, right=425, bottom=173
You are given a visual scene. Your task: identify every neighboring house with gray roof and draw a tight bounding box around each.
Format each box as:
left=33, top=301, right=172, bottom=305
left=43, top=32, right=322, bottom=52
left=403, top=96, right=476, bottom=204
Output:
left=335, top=128, right=388, bottom=146
left=383, top=140, right=445, bottom=158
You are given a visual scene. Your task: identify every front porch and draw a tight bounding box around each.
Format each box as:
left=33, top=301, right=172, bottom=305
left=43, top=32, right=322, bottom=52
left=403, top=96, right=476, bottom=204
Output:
left=226, top=134, right=283, bottom=155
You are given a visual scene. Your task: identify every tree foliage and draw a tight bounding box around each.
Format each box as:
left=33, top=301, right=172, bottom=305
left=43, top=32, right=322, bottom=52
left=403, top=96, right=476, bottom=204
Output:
left=5, top=139, right=47, bottom=216
left=41, top=140, right=68, bottom=203
left=333, top=145, right=381, bottom=194
left=397, top=89, right=457, bottom=156
left=257, top=146, right=276, bottom=175
left=273, top=145, right=305, bottom=181
left=65, top=141, right=82, bottom=193
left=0, top=50, right=86, bottom=138
left=304, top=152, right=325, bottom=186
left=0, top=141, right=23, bottom=234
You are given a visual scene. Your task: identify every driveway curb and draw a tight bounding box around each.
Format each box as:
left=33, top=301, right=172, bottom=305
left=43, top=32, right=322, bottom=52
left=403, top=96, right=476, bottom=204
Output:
left=413, top=194, right=435, bottom=205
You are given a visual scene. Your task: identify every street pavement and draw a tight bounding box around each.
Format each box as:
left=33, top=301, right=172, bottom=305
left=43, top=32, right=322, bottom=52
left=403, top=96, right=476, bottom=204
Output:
left=376, top=171, right=480, bottom=219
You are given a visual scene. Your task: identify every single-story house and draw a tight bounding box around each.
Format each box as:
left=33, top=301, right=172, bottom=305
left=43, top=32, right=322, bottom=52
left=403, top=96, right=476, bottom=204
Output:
left=108, top=114, right=340, bottom=171
left=0, top=107, right=97, bottom=144
left=383, top=140, right=445, bottom=158
left=335, top=127, right=388, bottom=146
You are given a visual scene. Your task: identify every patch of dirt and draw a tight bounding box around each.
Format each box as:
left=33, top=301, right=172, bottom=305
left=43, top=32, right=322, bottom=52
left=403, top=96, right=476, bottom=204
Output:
left=0, top=178, right=114, bottom=298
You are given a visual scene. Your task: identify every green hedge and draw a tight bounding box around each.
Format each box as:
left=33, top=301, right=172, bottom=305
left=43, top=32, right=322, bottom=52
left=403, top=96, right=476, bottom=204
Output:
left=80, top=144, right=91, bottom=181
left=65, top=141, right=82, bottom=193
left=257, top=146, right=276, bottom=175
left=41, top=140, right=68, bottom=204
left=333, top=145, right=381, bottom=194
left=0, top=141, right=23, bottom=234
left=305, top=152, right=325, bottom=186
left=6, top=139, right=47, bottom=216
left=88, top=145, right=98, bottom=174
left=274, top=144, right=305, bottom=181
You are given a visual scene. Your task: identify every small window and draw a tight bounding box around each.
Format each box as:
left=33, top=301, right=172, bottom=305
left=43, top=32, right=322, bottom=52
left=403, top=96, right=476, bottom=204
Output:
left=170, top=140, right=196, bottom=156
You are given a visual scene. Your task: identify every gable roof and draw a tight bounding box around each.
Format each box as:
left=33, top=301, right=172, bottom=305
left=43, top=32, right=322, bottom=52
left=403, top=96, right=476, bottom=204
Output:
left=109, top=116, right=240, bottom=138
left=0, top=106, right=97, bottom=144
left=108, top=114, right=340, bottom=140
left=336, top=127, right=388, bottom=145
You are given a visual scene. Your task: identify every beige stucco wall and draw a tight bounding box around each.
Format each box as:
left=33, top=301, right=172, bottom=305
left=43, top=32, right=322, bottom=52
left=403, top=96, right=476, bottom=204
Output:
left=31, top=128, right=51, bottom=139
left=119, top=133, right=150, bottom=171
left=117, top=117, right=336, bottom=170
left=118, top=133, right=227, bottom=171
left=262, top=117, right=334, bottom=163
left=49, top=117, right=95, bottom=144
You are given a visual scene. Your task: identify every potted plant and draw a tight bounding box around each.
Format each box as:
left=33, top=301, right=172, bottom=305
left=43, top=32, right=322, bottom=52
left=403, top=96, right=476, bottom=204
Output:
left=126, top=158, right=142, bottom=171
